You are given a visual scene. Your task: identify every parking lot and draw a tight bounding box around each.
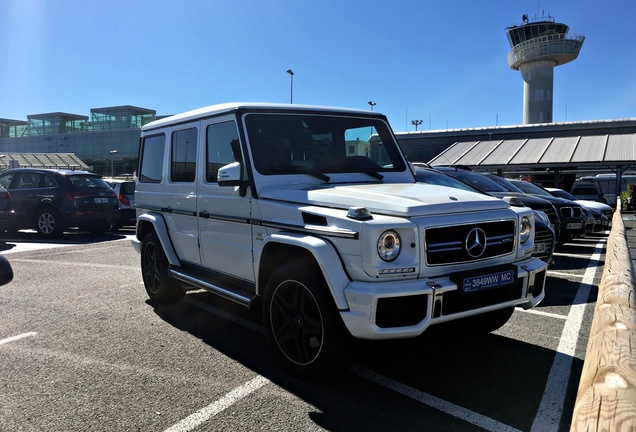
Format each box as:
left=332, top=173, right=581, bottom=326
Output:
left=0, top=228, right=606, bottom=432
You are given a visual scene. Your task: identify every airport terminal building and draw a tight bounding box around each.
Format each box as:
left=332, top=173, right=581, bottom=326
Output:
left=0, top=105, right=157, bottom=176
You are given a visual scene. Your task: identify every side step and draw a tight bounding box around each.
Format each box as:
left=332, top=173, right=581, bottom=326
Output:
left=169, top=266, right=255, bottom=308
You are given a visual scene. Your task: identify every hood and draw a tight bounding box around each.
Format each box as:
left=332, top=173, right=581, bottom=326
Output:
left=259, top=183, right=510, bottom=217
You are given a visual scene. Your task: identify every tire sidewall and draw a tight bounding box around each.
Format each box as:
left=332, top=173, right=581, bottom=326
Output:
left=141, top=231, right=183, bottom=302
left=263, top=262, right=350, bottom=377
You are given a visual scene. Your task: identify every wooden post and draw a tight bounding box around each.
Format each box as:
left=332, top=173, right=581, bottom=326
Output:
left=570, top=200, right=636, bottom=430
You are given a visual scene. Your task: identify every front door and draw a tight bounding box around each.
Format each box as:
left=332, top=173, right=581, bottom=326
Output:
left=197, top=117, right=255, bottom=284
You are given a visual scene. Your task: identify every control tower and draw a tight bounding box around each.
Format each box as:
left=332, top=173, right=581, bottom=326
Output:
left=506, top=14, right=584, bottom=124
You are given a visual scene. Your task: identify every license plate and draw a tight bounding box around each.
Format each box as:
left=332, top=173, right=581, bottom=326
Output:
left=533, top=243, right=547, bottom=253
left=463, top=269, right=515, bottom=292
left=94, top=198, right=109, bottom=204
left=566, top=222, right=583, bottom=229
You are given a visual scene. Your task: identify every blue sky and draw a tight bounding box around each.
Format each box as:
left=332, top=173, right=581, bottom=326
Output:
left=1, top=0, right=635, bottom=132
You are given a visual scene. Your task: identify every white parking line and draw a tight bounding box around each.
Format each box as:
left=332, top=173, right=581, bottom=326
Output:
left=547, top=270, right=585, bottom=279
left=351, top=365, right=522, bottom=432
left=163, top=375, right=270, bottom=432
left=530, top=239, right=605, bottom=432
left=518, top=308, right=567, bottom=320
left=0, top=332, right=37, bottom=345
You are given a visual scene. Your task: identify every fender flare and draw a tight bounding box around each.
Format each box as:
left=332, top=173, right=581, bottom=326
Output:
left=136, top=212, right=180, bottom=266
left=259, top=232, right=351, bottom=310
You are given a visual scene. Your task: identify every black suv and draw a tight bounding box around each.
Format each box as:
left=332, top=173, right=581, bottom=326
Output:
left=0, top=168, right=118, bottom=236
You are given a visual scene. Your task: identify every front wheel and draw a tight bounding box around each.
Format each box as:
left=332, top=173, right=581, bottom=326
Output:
left=263, top=261, right=351, bottom=377
left=141, top=232, right=183, bottom=302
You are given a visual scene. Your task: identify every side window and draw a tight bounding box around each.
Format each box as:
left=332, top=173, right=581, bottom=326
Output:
left=139, top=134, right=165, bottom=183
left=171, top=127, right=198, bottom=182
left=206, top=121, right=240, bottom=182
left=42, top=175, right=56, bottom=188
left=17, top=173, right=42, bottom=189
left=0, top=174, right=14, bottom=189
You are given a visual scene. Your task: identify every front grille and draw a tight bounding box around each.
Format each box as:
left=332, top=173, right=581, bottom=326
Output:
left=560, top=206, right=582, bottom=219
left=532, top=226, right=554, bottom=261
left=542, top=207, right=559, bottom=225
left=425, top=220, right=516, bottom=265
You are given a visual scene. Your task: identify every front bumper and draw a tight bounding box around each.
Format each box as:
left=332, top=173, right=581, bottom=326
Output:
left=340, top=257, right=547, bottom=339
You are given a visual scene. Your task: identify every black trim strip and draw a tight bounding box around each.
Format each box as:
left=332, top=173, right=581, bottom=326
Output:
left=169, top=266, right=255, bottom=307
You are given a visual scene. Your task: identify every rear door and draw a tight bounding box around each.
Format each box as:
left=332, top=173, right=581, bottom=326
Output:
left=163, top=125, right=201, bottom=265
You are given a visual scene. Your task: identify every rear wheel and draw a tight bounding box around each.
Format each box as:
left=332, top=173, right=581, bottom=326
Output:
left=141, top=232, right=183, bottom=302
left=263, top=261, right=350, bottom=377
left=36, top=208, right=63, bottom=237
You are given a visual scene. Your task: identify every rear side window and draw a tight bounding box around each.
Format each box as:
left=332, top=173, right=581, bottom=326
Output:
left=139, top=134, right=165, bottom=183
left=0, top=173, right=14, bottom=189
left=171, top=127, right=198, bottom=182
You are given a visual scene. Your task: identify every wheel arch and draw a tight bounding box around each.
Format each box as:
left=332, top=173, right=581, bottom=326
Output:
left=257, top=232, right=351, bottom=310
left=136, top=212, right=180, bottom=265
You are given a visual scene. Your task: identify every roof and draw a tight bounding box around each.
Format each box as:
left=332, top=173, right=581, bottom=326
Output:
left=428, top=133, right=636, bottom=171
left=142, top=102, right=380, bottom=131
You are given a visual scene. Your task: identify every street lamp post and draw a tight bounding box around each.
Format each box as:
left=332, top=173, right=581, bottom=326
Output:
left=368, top=101, right=376, bottom=111
left=411, top=119, right=423, bottom=131
left=286, top=69, right=294, bottom=104
left=109, top=150, right=118, bottom=178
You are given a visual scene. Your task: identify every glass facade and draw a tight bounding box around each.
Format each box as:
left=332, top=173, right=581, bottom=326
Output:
left=0, top=105, right=157, bottom=176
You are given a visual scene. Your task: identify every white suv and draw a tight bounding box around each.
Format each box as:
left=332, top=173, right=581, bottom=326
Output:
left=133, top=103, right=547, bottom=376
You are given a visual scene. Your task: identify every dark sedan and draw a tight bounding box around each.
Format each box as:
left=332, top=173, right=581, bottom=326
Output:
left=0, top=168, right=118, bottom=237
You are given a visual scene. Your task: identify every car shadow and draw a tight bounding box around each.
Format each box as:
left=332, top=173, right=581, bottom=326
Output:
left=148, top=291, right=583, bottom=432
left=0, top=228, right=131, bottom=250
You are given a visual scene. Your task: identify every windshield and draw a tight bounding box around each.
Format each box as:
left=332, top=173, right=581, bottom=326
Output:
left=245, top=113, right=406, bottom=179
left=550, top=189, right=578, bottom=200
left=510, top=180, right=552, bottom=197
left=415, top=168, right=481, bottom=192
left=483, top=174, right=526, bottom=193
left=440, top=170, right=510, bottom=193
left=68, top=175, right=112, bottom=189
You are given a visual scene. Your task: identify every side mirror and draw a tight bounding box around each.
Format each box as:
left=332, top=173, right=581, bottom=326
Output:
left=218, top=162, right=249, bottom=196
left=218, top=162, right=242, bottom=186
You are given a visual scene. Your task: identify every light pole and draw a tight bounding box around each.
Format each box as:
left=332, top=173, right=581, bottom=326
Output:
left=286, top=69, right=294, bottom=104
left=411, top=119, right=423, bottom=131
left=109, top=150, right=118, bottom=178
left=368, top=101, right=376, bottom=111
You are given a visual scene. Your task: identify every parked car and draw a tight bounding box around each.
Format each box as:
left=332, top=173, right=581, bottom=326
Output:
left=547, top=187, right=613, bottom=229
left=0, top=185, right=13, bottom=238
left=133, top=103, right=548, bottom=376
left=503, top=179, right=587, bottom=244
left=570, top=180, right=607, bottom=204
left=0, top=168, right=119, bottom=237
left=105, top=179, right=136, bottom=230
left=415, top=166, right=555, bottom=265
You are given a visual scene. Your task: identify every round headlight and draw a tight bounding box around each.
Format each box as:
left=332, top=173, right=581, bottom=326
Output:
left=519, top=216, right=532, bottom=244
left=377, top=230, right=401, bottom=262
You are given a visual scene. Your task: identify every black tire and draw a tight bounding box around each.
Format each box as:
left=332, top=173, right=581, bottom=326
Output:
left=141, top=231, right=184, bottom=302
left=35, top=208, right=63, bottom=237
left=263, top=261, right=351, bottom=377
